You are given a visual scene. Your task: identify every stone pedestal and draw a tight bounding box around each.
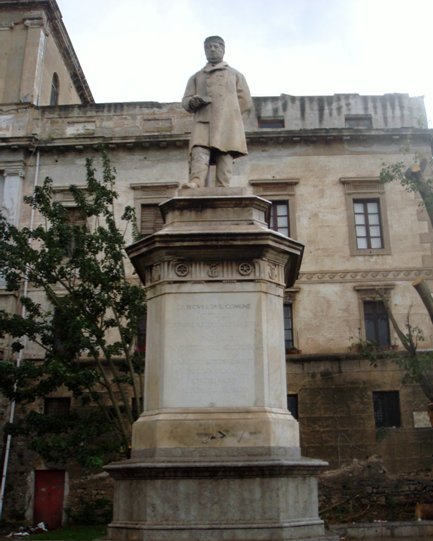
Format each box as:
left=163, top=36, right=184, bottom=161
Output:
left=106, top=189, right=336, bottom=541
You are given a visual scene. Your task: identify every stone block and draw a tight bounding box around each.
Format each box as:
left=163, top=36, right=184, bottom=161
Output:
left=106, top=459, right=333, bottom=541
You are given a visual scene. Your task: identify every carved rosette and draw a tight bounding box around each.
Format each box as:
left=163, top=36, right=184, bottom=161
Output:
left=142, top=258, right=286, bottom=286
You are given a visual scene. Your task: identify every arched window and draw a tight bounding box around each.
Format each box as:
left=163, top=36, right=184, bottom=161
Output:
left=50, top=73, right=60, bottom=105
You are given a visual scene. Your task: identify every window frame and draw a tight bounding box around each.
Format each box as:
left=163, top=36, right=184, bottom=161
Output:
left=287, top=393, right=299, bottom=420
left=44, top=397, right=71, bottom=416
left=50, top=73, right=60, bottom=106
left=353, top=198, right=384, bottom=250
left=258, top=117, right=285, bottom=129
left=354, top=284, right=394, bottom=348
left=345, top=114, right=373, bottom=129
left=140, top=203, right=164, bottom=237
left=363, top=299, right=391, bottom=347
left=284, top=288, right=300, bottom=352
left=62, top=205, right=87, bottom=258
left=373, top=390, right=401, bottom=428
left=136, top=312, right=147, bottom=354
left=340, top=177, right=391, bottom=256
left=283, top=302, right=294, bottom=351
left=249, top=178, right=298, bottom=239
left=269, top=200, right=290, bottom=237
left=130, top=182, right=178, bottom=237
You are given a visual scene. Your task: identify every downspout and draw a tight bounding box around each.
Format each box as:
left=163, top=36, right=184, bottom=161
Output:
left=0, top=149, right=40, bottom=521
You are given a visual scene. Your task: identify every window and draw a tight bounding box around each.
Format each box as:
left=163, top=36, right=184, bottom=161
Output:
left=249, top=179, right=298, bottom=239
left=141, top=204, right=164, bottom=236
left=131, top=182, right=178, bottom=236
left=131, top=397, right=143, bottom=418
left=44, top=397, right=71, bottom=415
left=258, top=117, right=285, bottom=129
left=345, top=114, right=373, bottom=129
left=353, top=199, right=383, bottom=249
left=364, top=300, right=390, bottom=347
left=269, top=201, right=290, bottom=236
left=373, top=391, right=401, bottom=427
left=65, top=207, right=86, bottom=226
left=287, top=394, right=298, bottom=420
left=50, top=73, right=60, bottom=106
left=340, top=177, right=391, bottom=255
left=136, top=313, right=146, bottom=353
left=52, top=306, right=68, bottom=355
left=64, top=207, right=86, bottom=257
left=0, top=171, right=4, bottom=207
left=284, top=303, right=294, bottom=350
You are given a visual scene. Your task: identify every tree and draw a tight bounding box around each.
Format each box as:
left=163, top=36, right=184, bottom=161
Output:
left=380, top=156, right=433, bottom=320
left=0, top=150, right=146, bottom=468
left=379, top=155, right=433, bottom=403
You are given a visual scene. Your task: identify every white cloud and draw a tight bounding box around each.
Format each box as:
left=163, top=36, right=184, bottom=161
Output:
left=57, top=0, right=433, bottom=126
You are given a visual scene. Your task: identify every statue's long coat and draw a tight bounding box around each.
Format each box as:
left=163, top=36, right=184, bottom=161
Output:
left=182, top=61, right=252, bottom=157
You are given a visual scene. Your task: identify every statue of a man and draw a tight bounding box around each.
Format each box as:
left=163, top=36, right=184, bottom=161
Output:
left=182, top=36, right=252, bottom=188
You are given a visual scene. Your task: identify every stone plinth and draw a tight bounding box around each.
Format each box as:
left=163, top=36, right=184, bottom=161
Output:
left=106, top=190, right=336, bottom=541
left=107, top=459, right=334, bottom=541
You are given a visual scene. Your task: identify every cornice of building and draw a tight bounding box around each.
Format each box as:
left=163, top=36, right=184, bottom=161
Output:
left=0, top=128, right=431, bottom=153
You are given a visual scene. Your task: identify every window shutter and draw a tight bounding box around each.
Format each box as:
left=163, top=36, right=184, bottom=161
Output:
left=141, top=204, right=164, bottom=236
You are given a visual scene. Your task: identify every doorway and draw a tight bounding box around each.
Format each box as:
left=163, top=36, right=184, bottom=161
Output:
left=33, top=470, right=65, bottom=529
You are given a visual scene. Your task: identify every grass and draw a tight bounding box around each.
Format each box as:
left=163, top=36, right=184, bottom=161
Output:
left=29, top=525, right=106, bottom=541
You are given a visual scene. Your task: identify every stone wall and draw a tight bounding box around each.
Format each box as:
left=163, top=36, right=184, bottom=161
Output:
left=319, top=456, right=433, bottom=524
left=287, top=354, right=433, bottom=473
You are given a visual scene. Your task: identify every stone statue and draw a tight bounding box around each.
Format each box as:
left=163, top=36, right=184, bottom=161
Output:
left=182, top=36, right=252, bottom=188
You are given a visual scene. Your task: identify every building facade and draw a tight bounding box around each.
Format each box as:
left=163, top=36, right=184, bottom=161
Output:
left=1, top=0, right=433, bottom=526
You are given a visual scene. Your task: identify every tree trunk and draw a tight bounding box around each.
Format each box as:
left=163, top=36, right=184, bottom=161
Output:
left=412, top=278, right=433, bottom=325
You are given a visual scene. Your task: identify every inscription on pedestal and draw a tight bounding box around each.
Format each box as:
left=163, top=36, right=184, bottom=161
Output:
left=163, top=293, right=257, bottom=408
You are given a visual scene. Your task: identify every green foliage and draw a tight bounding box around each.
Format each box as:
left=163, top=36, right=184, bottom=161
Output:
left=380, top=157, right=433, bottom=229
left=379, top=156, right=433, bottom=401
left=7, top=408, right=123, bottom=469
left=352, top=307, right=433, bottom=401
left=0, top=149, right=146, bottom=468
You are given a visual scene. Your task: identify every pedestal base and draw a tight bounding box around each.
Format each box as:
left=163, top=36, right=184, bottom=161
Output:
left=106, top=458, right=337, bottom=541
left=131, top=408, right=301, bottom=460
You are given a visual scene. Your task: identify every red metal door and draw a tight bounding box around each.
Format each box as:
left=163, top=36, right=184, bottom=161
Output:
left=33, top=470, right=65, bottom=529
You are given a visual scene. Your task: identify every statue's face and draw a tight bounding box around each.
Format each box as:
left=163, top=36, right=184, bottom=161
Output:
left=204, top=41, right=225, bottom=64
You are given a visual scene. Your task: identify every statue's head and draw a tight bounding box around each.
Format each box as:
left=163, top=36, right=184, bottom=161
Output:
left=204, top=36, right=225, bottom=65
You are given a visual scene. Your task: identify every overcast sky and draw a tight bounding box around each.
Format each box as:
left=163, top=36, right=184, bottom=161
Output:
left=56, top=0, right=433, bottom=127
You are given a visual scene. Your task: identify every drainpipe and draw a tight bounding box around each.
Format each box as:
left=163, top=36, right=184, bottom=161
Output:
left=0, top=149, right=40, bottom=521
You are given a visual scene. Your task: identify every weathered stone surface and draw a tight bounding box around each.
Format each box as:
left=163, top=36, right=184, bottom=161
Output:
left=127, top=194, right=303, bottom=460
left=106, top=194, right=335, bottom=540
left=107, top=459, right=331, bottom=541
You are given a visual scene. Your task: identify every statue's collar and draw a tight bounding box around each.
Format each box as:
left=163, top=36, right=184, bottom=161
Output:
left=204, top=61, right=228, bottom=72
